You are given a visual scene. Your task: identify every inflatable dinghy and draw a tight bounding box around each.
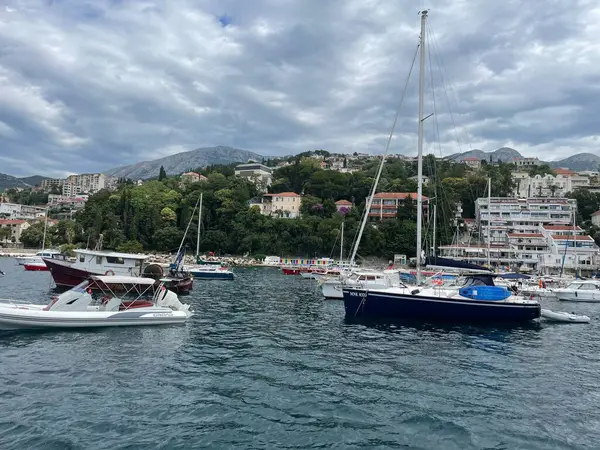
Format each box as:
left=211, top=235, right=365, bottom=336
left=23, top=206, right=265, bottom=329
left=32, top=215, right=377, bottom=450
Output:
left=541, top=309, right=590, bottom=324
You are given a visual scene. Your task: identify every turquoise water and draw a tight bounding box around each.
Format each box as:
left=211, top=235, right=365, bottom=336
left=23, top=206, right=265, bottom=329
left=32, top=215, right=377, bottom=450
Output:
left=0, top=259, right=599, bottom=449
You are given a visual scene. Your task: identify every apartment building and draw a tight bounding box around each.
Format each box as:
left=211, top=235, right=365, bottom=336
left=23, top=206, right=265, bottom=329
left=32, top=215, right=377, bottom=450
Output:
left=0, top=202, right=46, bottom=220
left=437, top=196, right=599, bottom=274
left=366, top=192, right=428, bottom=220
left=63, top=173, right=117, bottom=195
left=235, top=163, right=272, bottom=192
left=40, top=178, right=64, bottom=190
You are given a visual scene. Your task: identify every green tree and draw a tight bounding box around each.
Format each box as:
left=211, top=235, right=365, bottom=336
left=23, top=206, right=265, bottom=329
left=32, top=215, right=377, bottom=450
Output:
left=0, top=227, right=12, bottom=242
left=158, top=166, right=167, bottom=181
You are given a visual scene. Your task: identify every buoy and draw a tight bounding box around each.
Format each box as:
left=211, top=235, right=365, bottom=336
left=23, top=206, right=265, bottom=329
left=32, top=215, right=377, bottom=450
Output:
left=105, top=269, right=115, bottom=276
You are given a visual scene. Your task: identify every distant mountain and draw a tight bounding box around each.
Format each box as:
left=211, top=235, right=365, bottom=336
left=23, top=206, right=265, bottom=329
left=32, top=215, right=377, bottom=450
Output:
left=446, top=147, right=600, bottom=171
left=0, top=173, right=49, bottom=191
left=105, top=146, right=264, bottom=180
left=549, top=153, right=600, bottom=172
left=446, top=147, right=523, bottom=163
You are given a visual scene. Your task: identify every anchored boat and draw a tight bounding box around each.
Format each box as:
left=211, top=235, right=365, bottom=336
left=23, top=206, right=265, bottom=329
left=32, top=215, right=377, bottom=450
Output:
left=0, top=275, right=193, bottom=330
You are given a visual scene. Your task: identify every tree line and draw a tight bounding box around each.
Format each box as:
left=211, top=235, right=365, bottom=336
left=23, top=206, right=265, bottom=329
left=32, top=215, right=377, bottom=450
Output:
left=14, top=153, right=600, bottom=259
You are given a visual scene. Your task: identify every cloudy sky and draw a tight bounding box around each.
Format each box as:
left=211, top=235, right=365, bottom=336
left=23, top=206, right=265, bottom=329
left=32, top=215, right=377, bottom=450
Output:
left=0, top=0, right=599, bottom=177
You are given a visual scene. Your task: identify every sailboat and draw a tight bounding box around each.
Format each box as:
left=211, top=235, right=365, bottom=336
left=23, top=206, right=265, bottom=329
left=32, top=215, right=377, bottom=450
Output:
left=184, top=193, right=234, bottom=280
left=23, top=208, right=61, bottom=271
left=341, top=11, right=541, bottom=323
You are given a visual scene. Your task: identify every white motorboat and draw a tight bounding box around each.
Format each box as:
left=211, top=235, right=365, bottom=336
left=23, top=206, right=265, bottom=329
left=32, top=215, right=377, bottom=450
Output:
left=554, top=280, right=600, bottom=302
left=0, top=275, right=193, bottom=330
left=541, top=309, right=590, bottom=323
left=15, top=249, right=61, bottom=266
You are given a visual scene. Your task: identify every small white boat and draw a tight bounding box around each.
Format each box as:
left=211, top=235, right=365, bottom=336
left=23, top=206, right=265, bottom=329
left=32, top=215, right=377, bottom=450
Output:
left=15, top=249, right=61, bottom=266
left=0, top=275, right=193, bottom=330
left=541, top=309, right=590, bottom=324
left=555, top=280, right=600, bottom=302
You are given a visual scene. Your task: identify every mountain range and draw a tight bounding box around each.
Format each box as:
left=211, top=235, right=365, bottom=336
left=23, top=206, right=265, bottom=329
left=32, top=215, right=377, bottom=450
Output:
left=0, top=173, right=50, bottom=191
left=104, top=146, right=263, bottom=180
left=1, top=146, right=599, bottom=192
left=446, top=147, right=600, bottom=172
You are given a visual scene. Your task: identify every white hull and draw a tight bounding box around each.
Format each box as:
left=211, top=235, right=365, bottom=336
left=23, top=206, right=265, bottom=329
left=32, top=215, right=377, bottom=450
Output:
left=556, top=293, right=600, bottom=302
left=321, top=281, right=344, bottom=299
left=15, top=256, right=40, bottom=265
left=0, top=303, right=189, bottom=330
left=541, top=309, right=590, bottom=323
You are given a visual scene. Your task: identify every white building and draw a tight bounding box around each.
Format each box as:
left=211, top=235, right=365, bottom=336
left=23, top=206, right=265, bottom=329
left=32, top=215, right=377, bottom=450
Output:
left=63, top=173, right=117, bottom=195
left=512, top=171, right=590, bottom=198
left=0, top=202, right=46, bottom=220
left=48, top=194, right=89, bottom=208
left=437, top=196, right=599, bottom=273
left=235, top=163, right=272, bottom=192
left=40, top=178, right=64, bottom=190
left=514, top=157, right=541, bottom=168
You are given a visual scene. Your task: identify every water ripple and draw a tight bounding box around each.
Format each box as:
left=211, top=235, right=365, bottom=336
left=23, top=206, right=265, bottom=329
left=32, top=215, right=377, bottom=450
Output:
left=0, top=261, right=599, bottom=449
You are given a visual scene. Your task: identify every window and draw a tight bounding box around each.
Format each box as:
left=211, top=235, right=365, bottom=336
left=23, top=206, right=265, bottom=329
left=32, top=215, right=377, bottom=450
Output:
left=106, top=256, right=125, bottom=264
left=79, top=255, right=85, bottom=262
left=96, top=256, right=102, bottom=264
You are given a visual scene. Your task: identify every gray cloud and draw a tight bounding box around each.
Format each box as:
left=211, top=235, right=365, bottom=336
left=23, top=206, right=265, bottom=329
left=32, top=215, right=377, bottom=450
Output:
left=0, top=0, right=599, bottom=177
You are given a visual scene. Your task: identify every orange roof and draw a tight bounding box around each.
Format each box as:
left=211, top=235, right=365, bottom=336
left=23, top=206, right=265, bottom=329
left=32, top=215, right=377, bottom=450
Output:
left=463, top=157, right=480, bottom=161
left=335, top=200, right=352, bottom=205
left=552, top=235, right=593, bottom=241
left=373, top=192, right=429, bottom=200
left=264, top=192, right=300, bottom=197
left=182, top=172, right=199, bottom=176
left=0, top=219, right=26, bottom=225
left=508, top=233, right=544, bottom=238
left=543, top=225, right=582, bottom=231
left=592, top=211, right=600, bottom=217
left=553, top=168, right=575, bottom=175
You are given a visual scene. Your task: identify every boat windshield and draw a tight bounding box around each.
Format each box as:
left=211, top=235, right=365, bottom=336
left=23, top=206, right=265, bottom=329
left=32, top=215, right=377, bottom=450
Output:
left=566, top=282, right=583, bottom=290
left=70, top=280, right=91, bottom=293
left=462, top=275, right=495, bottom=287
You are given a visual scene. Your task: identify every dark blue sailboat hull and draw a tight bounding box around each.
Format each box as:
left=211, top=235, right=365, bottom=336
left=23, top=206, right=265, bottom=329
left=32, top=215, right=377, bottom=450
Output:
left=342, top=289, right=540, bottom=323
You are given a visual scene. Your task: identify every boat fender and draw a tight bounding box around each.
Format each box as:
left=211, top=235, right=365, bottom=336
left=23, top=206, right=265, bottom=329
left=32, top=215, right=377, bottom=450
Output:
left=411, top=289, right=420, bottom=295
left=105, top=269, right=115, bottom=276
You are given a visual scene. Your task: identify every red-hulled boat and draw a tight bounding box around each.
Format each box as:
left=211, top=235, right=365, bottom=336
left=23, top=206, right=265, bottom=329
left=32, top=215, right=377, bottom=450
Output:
left=24, top=262, right=49, bottom=271
left=44, top=249, right=193, bottom=294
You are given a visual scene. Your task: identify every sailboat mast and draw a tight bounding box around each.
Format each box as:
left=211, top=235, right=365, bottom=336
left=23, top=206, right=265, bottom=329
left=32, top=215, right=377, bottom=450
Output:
left=340, top=221, right=344, bottom=265
left=487, top=177, right=491, bottom=268
left=415, top=9, right=428, bottom=285
left=432, top=203, right=437, bottom=258
left=41, top=207, right=48, bottom=251
left=196, top=192, right=203, bottom=258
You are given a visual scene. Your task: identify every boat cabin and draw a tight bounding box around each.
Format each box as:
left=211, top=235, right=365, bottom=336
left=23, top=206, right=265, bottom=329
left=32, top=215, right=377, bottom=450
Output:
left=565, top=280, right=600, bottom=291
left=73, top=249, right=148, bottom=277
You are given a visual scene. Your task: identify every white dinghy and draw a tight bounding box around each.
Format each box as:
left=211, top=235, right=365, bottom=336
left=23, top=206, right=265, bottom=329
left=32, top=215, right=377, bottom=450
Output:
left=541, top=309, right=590, bottom=324
left=0, top=275, right=193, bottom=330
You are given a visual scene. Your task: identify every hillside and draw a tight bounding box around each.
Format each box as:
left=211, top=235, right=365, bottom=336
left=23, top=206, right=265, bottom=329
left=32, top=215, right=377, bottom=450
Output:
left=446, top=147, right=523, bottom=163
left=105, top=146, right=264, bottom=180
left=549, top=153, right=600, bottom=172
left=0, top=173, right=49, bottom=191
left=446, top=147, right=600, bottom=171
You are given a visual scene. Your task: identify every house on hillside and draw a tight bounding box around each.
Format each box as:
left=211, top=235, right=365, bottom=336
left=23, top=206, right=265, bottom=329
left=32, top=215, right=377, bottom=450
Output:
left=0, top=219, right=30, bottom=245
left=335, top=200, right=353, bottom=213
left=251, top=192, right=301, bottom=218
left=463, top=157, right=481, bottom=169
left=235, top=163, right=273, bottom=192
left=366, top=192, right=428, bottom=220
left=180, top=172, right=207, bottom=184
